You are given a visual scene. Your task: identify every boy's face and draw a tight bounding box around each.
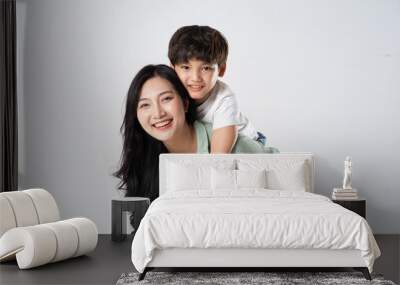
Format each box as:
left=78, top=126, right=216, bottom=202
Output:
left=173, top=59, right=226, bottom=104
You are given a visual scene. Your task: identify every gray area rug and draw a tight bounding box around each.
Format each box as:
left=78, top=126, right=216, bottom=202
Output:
left=116, top=271, right=396, bottom=285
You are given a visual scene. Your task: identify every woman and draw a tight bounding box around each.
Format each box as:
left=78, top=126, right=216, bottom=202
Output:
left=114, top=64, right=278, bottom=200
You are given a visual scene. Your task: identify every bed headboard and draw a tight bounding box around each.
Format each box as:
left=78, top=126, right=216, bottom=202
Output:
left=159, top=153, right=315, bottom=195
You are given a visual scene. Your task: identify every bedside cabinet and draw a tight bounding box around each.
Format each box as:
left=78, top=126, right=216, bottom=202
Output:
left=332, top=199, right=366, bottom=218
left=111, top=197, right=150, bottom=241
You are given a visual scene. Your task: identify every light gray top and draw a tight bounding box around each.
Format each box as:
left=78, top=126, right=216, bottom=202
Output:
left=194, top=121, right=279, bottom=154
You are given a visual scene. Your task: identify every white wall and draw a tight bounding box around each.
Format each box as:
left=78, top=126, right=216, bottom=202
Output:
left=16, top=0, right=400, bottom=233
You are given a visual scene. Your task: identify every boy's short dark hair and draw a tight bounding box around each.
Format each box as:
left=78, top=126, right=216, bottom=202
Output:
left=168, top=25, right=229, bottom=66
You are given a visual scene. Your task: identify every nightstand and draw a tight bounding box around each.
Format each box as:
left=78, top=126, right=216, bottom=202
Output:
left=111, top=197, right=150, bottom=241
left=332, top=198, right=366, bottom=218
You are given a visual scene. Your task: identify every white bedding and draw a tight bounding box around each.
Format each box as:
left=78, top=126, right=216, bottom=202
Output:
left=131, top=190, right=380, bottom=273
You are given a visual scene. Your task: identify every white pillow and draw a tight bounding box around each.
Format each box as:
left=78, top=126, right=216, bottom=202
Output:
left=211, top=168, right=236, bottom=190
left=211, top=168, right=268, bottom=190
left=237, top=159, right=309, bottom=191
left=236, top=169, right=267, bottom=189
left=166, top=160, right=235, bottom=192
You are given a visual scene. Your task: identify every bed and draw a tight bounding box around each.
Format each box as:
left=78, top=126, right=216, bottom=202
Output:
left=131, top=153, right=380, bottom=280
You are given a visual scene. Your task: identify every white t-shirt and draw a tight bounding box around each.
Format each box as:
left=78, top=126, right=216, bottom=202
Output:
left=196, top=80, right=258, bottom=140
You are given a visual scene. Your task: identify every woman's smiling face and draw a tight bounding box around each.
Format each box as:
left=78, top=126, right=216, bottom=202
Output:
left=137, top=76, right=187, bottom=142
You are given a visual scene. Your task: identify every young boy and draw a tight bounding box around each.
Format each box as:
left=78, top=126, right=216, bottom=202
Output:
left=168, top=25, right=266, bottom=153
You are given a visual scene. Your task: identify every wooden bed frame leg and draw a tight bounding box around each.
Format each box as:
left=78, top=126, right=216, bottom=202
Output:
left=138, top=268, right=148, bottom=281
left=354, top=267, right=371, bottom=280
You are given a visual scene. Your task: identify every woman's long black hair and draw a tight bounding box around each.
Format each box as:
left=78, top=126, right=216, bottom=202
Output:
left=114, top=64, right=196, bottom=201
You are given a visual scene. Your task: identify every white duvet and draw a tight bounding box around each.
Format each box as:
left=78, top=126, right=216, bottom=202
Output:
left=131, top=190, right=380, bottom=273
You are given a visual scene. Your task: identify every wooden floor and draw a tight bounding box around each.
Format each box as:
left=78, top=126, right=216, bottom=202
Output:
left=0, top=235, right=398, bottom=285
